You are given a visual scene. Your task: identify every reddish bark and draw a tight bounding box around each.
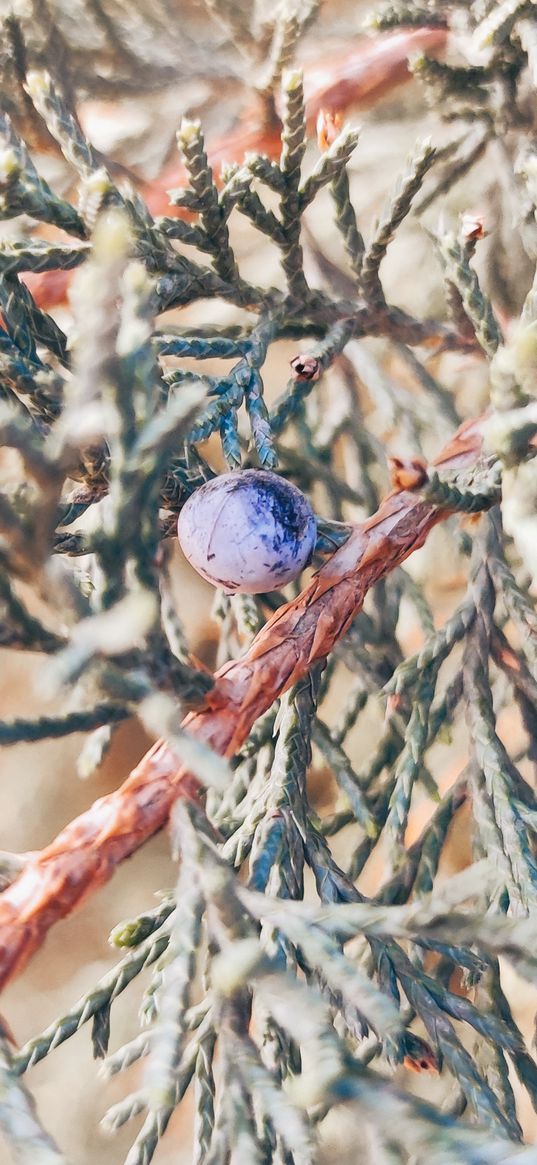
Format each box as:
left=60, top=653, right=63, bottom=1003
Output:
left=301, top=28, right=446, bottom=121
left=20, top=27, right=447, bottom=306
left=0, top=414, right=483, bottom=990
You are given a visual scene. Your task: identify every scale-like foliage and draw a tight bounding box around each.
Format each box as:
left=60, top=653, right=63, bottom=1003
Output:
left=0, top=1, right=537, bottom=1163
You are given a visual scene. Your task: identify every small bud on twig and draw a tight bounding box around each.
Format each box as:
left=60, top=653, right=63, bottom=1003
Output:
left=388, top=455, right=428, bottom=492
left=316, top=109, right=342, bottom=152
left=290, top=354, right=321, bottom=381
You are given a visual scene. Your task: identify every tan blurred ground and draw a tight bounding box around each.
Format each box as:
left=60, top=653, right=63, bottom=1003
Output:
left=1, top=2, right=537, bottom=1161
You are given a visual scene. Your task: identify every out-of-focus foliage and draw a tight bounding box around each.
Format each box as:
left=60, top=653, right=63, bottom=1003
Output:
left=0, top=1, right=537, bottom=1163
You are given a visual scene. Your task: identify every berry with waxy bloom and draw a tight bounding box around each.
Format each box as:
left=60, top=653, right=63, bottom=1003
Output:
left=177, top=469, right=317, bottom=594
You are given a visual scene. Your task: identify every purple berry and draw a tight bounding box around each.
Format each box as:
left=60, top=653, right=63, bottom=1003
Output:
left=177, top=469, right=317, bottom=594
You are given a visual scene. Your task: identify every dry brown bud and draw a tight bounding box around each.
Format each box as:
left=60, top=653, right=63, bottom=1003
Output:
left=316, top=109, right=342, bottom=151
left=388, top=455, right=428, bottom=492
left=460, top=213, right=486, bottom=243
left=402, top=1031, right=439, bottom=1074
left=290, top=354, right=321, bottom=381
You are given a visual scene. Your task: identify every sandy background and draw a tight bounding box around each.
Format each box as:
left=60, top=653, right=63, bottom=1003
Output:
left=1, top=1, right=536, bottom=1161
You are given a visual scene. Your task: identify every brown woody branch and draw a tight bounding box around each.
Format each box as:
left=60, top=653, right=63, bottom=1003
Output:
left=22, top=27, right=447, bottom=310
left=0, top=414, right=484, bottom=990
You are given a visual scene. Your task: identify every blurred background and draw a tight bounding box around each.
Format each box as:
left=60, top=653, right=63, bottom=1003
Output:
left=1, top=1, right=536, bottom=1161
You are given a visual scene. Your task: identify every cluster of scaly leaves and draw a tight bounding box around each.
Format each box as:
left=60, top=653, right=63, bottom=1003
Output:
left=374, top=0, right=537, bottom=311
left=0, top=60, right=452, bottom=750
left=0, top=2, right=537, bottom=1164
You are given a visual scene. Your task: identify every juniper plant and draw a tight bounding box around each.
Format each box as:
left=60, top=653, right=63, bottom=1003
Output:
left=0, top=1, right=537, bottom=1164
